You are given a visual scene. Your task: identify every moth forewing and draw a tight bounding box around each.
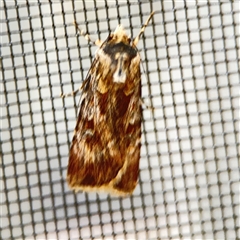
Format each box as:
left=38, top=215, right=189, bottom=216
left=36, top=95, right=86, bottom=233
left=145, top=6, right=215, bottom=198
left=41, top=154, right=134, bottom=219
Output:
left=67, top=12, right=154, bottom=196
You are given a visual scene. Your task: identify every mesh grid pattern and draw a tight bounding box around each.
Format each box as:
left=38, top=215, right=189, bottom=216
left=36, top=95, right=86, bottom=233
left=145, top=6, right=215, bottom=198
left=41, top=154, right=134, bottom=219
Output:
left=1, top=1, right=239, bottom=239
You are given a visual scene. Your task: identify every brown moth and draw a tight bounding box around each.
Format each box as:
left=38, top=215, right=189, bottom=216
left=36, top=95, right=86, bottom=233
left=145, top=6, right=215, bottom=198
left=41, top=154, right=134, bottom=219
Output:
left=66, top=12, right=154, bottom=196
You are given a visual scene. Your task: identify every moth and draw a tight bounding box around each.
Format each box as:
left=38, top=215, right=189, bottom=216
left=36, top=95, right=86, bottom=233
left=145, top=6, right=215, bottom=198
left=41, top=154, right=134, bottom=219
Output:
left=66, top=12, right=154, bottom=196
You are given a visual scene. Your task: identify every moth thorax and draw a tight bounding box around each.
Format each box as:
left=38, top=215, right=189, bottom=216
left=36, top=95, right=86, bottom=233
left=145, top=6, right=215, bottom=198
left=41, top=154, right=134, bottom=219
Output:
left=113, top=52, right=129, bottom=83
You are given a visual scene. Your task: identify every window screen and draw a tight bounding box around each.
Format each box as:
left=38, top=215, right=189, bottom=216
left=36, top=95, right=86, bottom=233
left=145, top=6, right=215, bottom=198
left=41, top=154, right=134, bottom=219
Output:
left=1, top=1, right=239, bottom=239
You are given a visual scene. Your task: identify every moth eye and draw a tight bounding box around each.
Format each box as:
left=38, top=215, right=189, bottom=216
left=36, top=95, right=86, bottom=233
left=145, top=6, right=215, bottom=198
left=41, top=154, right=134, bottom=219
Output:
left=127, top=38, right=131, bottom=43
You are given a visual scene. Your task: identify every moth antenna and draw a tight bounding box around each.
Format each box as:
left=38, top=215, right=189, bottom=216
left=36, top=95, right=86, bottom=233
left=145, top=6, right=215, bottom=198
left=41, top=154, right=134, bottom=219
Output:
left=133, top=12, right=155, bottom=46
left=60, top=20, right=103, bottom=98
left=74, top=21, right=102, bottom=46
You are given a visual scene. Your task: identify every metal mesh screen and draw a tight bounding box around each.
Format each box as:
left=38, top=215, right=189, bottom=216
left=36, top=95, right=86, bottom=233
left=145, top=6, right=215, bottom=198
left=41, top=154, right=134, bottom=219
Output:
left=1, top=1, right=239, bottom=239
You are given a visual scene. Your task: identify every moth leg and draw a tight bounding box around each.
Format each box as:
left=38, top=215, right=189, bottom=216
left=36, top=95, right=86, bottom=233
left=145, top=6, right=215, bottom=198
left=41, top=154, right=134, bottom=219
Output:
left=133, top=12, right=155, bottom=46
left=140, top=98, right=154, bottom=110
left=74, top=21, right=102, bottom=46
left=60, top=84, right=82, bottom=98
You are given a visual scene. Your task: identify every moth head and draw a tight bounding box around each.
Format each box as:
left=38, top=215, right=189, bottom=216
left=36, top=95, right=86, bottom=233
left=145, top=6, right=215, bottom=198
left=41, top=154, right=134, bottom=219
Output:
left=109, top=25, right=131, bottom=45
